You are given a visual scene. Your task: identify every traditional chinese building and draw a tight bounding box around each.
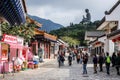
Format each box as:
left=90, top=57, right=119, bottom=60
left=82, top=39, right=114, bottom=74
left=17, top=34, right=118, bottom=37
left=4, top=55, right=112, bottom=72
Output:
left=33, top=29, right=57, bottom=59
left=85, top=31, right=105, bottom=55
left=97, top=0, right=120, bottom=55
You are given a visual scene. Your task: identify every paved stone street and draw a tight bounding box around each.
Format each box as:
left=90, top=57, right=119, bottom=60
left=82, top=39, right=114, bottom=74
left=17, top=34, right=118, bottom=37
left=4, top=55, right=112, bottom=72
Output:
left=0, top=57, right=120, bottom=80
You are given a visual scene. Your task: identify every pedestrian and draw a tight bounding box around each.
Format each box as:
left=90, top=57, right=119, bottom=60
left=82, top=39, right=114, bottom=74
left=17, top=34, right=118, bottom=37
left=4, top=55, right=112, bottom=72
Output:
left=112, top=52, right=116, bottom=67
left=77, top=54, right=80, bottom=64
left=80, top=53, right=83, bottom=64
left=61, top=55, right=65, bottom=66
left=115, top=52, right=120, bottom=75
left=57, top=50, right=62, bottom=67
left=93, top=54, right=98, bottom=74
left=72, top=51, right=75, bottom=60
left=105, top=52, right=111, bottom=75
left=38, top=47, right=43, bottom=62
left=98, top=53, right=104, bottom=72
left=68, top=53, right=72, bottom=66
left=82, top=54, right=88, bottom=74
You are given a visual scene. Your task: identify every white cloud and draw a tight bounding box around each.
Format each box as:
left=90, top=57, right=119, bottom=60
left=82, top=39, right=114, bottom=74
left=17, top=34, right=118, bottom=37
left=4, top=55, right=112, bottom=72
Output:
left=26, top=0, right=118, bottom=26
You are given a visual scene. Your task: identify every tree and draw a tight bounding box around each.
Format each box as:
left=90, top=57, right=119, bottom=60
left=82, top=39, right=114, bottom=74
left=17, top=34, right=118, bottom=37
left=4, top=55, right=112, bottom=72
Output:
left=1, top=22, right=37, bottom=43
left=60, top=36, right=80, bottom=47
left=50, top=20, right=100, bottom=46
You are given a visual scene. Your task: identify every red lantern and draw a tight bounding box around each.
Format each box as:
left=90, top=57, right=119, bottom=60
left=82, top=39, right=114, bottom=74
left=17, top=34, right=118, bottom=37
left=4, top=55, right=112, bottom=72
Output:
left=117, top=37, right=120, bottom=41
left=112, top=39, right=116, bottom=42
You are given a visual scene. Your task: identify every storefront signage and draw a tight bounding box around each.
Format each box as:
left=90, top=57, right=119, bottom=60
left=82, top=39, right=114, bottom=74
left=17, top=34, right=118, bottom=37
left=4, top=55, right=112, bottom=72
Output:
left=2, top=34, right=17, bottom=44
left=2, top=34, right=24, bottom=45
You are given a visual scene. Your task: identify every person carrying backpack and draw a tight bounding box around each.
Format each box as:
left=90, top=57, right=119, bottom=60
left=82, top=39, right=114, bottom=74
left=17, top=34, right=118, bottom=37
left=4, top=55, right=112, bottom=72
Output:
left=105, top=52, right=111, bottom=75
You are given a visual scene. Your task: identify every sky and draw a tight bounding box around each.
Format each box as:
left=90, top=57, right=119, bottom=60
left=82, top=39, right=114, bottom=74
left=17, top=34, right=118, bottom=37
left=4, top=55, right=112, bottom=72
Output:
left=26, top=0, right=118, bottom=26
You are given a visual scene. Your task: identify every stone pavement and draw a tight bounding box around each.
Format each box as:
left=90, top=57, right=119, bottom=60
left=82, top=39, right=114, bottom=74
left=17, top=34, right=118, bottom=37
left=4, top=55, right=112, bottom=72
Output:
left=0, top=57, right=120, bottom=80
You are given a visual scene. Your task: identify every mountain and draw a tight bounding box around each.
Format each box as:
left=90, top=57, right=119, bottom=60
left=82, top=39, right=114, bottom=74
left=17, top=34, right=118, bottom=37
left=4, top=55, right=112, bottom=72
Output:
left=50, top=21, right=100, bottom=46
left=28, top=15, right=64, bottom=33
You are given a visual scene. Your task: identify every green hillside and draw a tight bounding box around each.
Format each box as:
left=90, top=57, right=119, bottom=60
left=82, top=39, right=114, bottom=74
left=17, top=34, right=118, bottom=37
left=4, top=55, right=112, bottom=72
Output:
left=50, top=21, right=100, bottom=46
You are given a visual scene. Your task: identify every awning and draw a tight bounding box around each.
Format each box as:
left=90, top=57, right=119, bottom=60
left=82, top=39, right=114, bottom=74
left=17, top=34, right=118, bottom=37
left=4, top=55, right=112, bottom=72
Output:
left=0, top=0, right=26, bottom=25
left=107, top=29, right=120, bottom=40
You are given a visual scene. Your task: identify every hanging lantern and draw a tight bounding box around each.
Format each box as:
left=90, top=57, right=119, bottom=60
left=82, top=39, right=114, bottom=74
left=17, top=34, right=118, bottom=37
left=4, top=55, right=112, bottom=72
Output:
left=112, top=39, right=116, bottom=42
left=117, top=37, right=120, bottom=41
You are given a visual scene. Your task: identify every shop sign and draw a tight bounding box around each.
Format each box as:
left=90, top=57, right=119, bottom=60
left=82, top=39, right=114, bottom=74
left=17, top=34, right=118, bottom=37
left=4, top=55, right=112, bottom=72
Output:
left=2, top=34, right=17, bottom=44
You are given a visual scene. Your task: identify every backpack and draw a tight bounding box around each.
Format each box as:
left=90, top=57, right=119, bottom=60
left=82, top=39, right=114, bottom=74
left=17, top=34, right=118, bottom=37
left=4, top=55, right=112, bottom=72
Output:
left=106, top=56, right=111, bottom=63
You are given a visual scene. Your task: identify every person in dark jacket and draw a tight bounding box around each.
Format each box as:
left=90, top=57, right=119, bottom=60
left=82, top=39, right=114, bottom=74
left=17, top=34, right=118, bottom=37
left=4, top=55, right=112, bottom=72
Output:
left=115, top=52, right=120, bottom=75
left=93, top=54, right=98, bottom=73
left=98, top=53, right=104, bottom=72
left=112, top=52, right=116, bottom=67
left=82, top=54, right=88, bottom=74
left=68, top=53, right=72, bottom=66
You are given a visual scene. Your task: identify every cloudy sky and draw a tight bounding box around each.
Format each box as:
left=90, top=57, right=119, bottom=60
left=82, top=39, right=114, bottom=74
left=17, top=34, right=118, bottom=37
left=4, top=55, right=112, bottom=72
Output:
left=26, top=0, right=118, bottom=26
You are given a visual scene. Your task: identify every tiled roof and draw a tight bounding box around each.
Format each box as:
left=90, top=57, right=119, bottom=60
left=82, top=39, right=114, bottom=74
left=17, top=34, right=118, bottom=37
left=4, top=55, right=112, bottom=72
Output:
left=97, top=0, right=120, bottom=29
left=96, top=17, right=105, bottom=29
left=105, top=0, right=120, bottom=15
left=0, top=0, right=26, bottom=25
left=107, top=29, right=120, bottom=38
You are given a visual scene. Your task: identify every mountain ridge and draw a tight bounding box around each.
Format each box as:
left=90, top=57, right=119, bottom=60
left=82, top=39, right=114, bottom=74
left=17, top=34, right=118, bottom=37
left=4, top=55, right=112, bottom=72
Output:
left=28, top=15, right=64, bottom=33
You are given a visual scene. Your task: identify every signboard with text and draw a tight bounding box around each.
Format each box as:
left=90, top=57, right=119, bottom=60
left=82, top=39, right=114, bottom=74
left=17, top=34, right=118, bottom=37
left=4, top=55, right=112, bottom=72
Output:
left=2, top=34, right=17, bottom=44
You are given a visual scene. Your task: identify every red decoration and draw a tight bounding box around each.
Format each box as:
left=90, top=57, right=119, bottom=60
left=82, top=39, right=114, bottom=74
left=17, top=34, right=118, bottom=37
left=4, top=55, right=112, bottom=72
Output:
left=95, top=42, right=100, bottom=45
left=112, top=39, right=116, bottom=42
left=117, top=37, right=120, bottom=41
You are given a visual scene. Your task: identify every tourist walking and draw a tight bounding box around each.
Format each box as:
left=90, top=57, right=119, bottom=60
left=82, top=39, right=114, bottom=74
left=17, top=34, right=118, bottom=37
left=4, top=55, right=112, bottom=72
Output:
left=82, top=53, right=88, bottom=74
left=112, top=52, right=116, bottom=67
left=98, top=53, right=104, bottom=72
left=105, top=52, right=111, bottom=75
left=57, top=50, right=63, bottom=67
left=93, top=54, right=98, bottom=74
left=115, top=52, right=120, bottom=75
left=68, top=53, right=72, bottom=66
left=77, top=54, right=80, bottom=64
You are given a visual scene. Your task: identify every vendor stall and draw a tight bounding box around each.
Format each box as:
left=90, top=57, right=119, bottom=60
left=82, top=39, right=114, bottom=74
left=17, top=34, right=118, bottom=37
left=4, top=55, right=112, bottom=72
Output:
left=0, top=34, right=29, bottom=73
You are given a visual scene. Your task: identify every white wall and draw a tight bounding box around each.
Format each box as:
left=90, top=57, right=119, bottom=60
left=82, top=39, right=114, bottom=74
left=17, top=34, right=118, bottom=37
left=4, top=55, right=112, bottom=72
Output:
left=98, top=36, right=106, bottom=43
left=106, top=4, right=120, bottom=29
left=109, top=40, right=114, bottom=56
left=104, top=39, right=114, bottom=56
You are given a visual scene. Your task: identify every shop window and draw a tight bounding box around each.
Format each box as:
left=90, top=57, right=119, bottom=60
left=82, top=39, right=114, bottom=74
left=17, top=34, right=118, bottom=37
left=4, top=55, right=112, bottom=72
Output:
left=1, top=43, right=9, bottom=61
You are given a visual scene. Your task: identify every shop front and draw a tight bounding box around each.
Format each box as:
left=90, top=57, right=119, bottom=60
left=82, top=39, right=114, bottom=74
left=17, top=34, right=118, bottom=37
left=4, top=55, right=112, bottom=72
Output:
left=33, top=29, right=57, bottom=59
left=107, top=29, right=120, bottom=54
left=91, top=40, right=104, bottom=55
left=0, top=34, right=28, bottom=73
